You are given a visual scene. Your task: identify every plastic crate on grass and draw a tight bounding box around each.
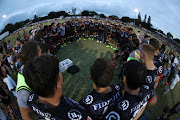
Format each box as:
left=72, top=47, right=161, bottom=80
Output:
left=59, top=58, right=73, bottom=72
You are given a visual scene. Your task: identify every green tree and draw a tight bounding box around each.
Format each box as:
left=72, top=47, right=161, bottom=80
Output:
left=167, top=32, right=173, bottom=39
left=109, top=15, right=119, bottom=20
left=81, top=10, right=89, bottom=16
left=99, top=13, right=106, bottom=18
left=173, top=38, right=180, bottom=44
left=121, top=16, right=130, bottom=23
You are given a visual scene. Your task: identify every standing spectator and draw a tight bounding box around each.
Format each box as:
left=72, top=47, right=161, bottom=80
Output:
left=23, top=29, right=26, bottom=40
left=0, top=42, right=4, bottom=56
left=2, top=39, right=7, bottom=52
left=17, top=33, right=21, bottom=41
left=103, top=22, right=108, bottom=43
left=16, top=41, right=41, bottom=120
left=141, top=35, right=150, bottom=45
left=7, top=40, right=13, bottom=52
left=14, top=41, right=22, bottom=54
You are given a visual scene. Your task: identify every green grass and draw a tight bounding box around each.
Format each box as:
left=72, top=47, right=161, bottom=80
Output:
left=3, top=20, right=180, bottom=120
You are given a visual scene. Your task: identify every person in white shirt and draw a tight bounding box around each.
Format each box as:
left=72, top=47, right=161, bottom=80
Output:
left=0, top=66, right=17, bottom=97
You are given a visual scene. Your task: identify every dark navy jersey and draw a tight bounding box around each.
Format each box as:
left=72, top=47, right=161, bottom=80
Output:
left=76, top=22, right=81, bottom=30
left=85, top=21, right=90, bottom=28
left=70, top=23, right=76, bottom=31
left=99, top=24, right=104, bottom=32
left=103, top=85, right=151, bottom=120
left=107, top=25, right=112, bottom=33
left=79, top=85, right=122, bottom=119
left=65, top=24, right=71, bottom=31
left=142, top=69, right=157, bottom=99
left=94, top=22, right=100, bottom=30
left=89, top=22, right=94, bottom=30
left=28, top=94, right=92, bottom=120
left=112, top=28, right=117, bottom=36
left=154, top=55, right=163, bottom=76
left=51, top=27, right=57, bottom=34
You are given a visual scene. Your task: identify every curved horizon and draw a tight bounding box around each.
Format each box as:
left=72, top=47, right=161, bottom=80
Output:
left=0, top=0, right=180, bottom=39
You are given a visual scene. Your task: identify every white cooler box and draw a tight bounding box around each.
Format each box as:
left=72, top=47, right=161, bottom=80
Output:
left=59, top=58, right=73, bottom=72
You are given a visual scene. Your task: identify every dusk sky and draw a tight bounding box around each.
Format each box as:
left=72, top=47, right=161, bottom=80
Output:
left=0, top=0, right=180, bottom=39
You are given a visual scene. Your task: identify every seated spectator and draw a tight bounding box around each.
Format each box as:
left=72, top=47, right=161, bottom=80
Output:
left=23, top=55, right=91, bottom=120
left=79, top=58, right=122, bottom=119
left=0, top=66, right=17, bottom=97
left=104, top=60, right=150, bottom=120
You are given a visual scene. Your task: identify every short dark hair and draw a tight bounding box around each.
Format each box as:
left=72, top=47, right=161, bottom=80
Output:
left=123, top=60, right=146, bottom=90
left=144, top=35, right=150, bottom=38
left=40, top=43, right=50, bottom=54
left=19, top=41, right=39, bottom=64
left=128, top=28, right=133, bottom=32
left=149, top=38, right=159, bottom=51
left=23, top=55, right=59, bottom=98
left=90, top=58, right=114, bottom=88
left=132, top=38, right=139, bottom=48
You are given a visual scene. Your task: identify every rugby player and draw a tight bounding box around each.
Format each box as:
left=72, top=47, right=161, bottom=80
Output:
left=23, top=55, right=92, bottom=120
left=79, top=58, right=122, bottom=119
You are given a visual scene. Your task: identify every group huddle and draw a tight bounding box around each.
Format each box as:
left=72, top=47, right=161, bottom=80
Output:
left=1, top=19, right=179, bottom=120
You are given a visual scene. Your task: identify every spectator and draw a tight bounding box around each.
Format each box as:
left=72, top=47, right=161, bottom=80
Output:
left=0, top=42, right=4, bottom=56
left=141, top=35, right=150, bottom=45
left=23, top=55, right=92, bottom=119
left=16, top=41, right=41, bottom=120
left=17, top=33, right=21, bottom=41
left=0, top=66, right=17, bottom=97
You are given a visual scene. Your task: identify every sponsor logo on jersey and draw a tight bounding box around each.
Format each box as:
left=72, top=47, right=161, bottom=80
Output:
left=92, top=92, right=121, bottom=111
left=84, top=95, right=93, bottom=105
left=115, top=85, right=120, bottom=91
left=119, top=100, right=129, bottom=111
left=146, top=76, right=152, bottom=83
left=158, top=66, right=163, bottom=74
left=32, top=106, right=51, bottom=118
left=68, top=109, right=82, bottom=120
left=105, top=111, right=120, bottom=120
left=28, top=94, right=34, bottom=102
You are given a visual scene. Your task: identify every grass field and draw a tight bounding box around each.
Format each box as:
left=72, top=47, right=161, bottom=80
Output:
left=3, top=20, right=180, bottom=120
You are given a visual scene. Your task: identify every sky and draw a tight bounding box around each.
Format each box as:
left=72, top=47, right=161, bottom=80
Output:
left=0, top=0, right=180, bottom=39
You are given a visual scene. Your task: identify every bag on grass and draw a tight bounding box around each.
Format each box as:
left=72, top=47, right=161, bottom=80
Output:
left=67, top=65, right=79, bottom=74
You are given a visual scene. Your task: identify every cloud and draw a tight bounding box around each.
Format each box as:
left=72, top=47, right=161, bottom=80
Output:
left=0, top=0, right=179, bottom=39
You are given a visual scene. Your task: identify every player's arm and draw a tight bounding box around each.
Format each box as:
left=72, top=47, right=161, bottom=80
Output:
left=19, top=107, right=33, bottom=120
left=133, top=106, right=146, bottom=120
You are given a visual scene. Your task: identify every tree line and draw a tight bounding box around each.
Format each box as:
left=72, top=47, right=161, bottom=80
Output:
left=0, top=10, right=179, bottom=44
